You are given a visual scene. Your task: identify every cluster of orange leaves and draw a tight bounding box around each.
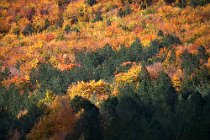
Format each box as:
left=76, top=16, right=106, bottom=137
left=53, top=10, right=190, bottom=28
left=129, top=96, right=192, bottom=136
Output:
left=27, top=96, right=77, bottom=140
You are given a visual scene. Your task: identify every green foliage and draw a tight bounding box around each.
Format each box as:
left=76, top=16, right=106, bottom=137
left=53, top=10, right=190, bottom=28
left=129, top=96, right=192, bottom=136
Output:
left=106, top=19, right=111, bottom=26
left=74, top=35, right=181, bottom=81
left=175, top=91, right=210, bottom=140
left=189, top=0, right=209, bottom=7
left=116, top=96, right=140, bottom=121
left=154, top=72, right=177, bottom=109
left=197, top=46, right=209, bottom=64
left=161, top=34, right=181, bottom=48
left=68, top=96, right=103, bottom=140
left=71, top=26, right=80, bottom=33
left=86, top=0, right=96, bottom=6
left=118, top=8, right=125, bottom=17
left=56, top=0, right=71, bottom=7
left=0, top=84, right=43, bottom=139
left=142, top=39, right=160, bottom=63
left=137, top=66, right=151, bottom=96
left=0, top=85, right=29, bottom=116
left=56, top=18, right=64, bottom=28
left=44, top=19, right=50, bottom=30
left=17, top=105, right=43, bottom=139
left=0, top=107, right=16, bottom=140
left=129, top=38, right=143, bottom=61
left=64, top=25, right=71, bottom=33
left=93, top=10, right=103, bottom=22
left=0, top=68, right=9, bottom=83
left=101, top=97, right=118, bottom=121
left=180, top=50, right=200, bottom=76
left=118, top=5, right=132, bottom=17
left=176, top=0, right=209, bottom=7
left=22, top=24, right=34, bottom=36
left=30, top=64, right=70, bottom=95
left=124, top=4, right=132, bottom=15
left=157, top=30, right=164, bottom=38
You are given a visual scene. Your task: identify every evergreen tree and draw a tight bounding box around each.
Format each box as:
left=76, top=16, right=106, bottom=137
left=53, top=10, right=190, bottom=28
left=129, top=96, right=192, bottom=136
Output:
left=87, top=0, right=96, bottom=6
left=180, top=50, right=200, bottom=76
left=197, top=46, right=209, bottom=64
left=137, top=66, right=151, bottom=96
left=130, top=38, right=143, bottom=61
left=153, top=72, right=177, bottom=109
left=68, top=96, right=103, bottom=140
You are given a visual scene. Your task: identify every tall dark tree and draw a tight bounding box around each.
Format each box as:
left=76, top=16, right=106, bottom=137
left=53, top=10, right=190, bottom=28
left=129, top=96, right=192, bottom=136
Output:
left=87, top=0, right=96, bottom=6
left=197, top=46, right=209, bottom=65
left=66, top=96, right=103, bottom=140
left=180, top=50, right=200, bottom=76
left=130, top=37, right=143, bottom=61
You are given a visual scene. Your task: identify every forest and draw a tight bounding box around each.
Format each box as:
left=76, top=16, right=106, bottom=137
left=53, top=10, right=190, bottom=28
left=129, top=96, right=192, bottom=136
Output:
left=0, top=0, right=210, bottom=140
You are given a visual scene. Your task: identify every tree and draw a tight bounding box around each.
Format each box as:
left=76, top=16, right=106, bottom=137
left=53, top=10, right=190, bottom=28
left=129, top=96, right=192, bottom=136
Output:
left=22, top=24, right=34, bottom=36
left=153, top=72, right=177, bottom=109
left=64, top=25, right=71, bottom=33
left=130, top=38, right=143, bottom=61
left=68, top=96, right=103, bottom=140
left=161, top=34, right=181, bottom=48
left=30, top=63, right=70, bottom=96
left=0, top=107, right=16, bottom=140
left=86, top=0, right=96, bottom=6
left=190, top=0, right=209, bottom=7
left=118, top=8, right=125, bottom=17
left=197, top=46, right=209, bottom=65
left=180, top=50, right=200, bottom=76
left=124, top=4, right=132, bottom=15
left=117, top=44, right=130, bottom=62
left=27, top=97, right=76, bottom=140
left=93, top=10, right=103, bottom=22
left=142, top=39, right=160, bottom=63
left=56, top=0, right=71, bottom=7
left=137, top=66, right=151, bottom=96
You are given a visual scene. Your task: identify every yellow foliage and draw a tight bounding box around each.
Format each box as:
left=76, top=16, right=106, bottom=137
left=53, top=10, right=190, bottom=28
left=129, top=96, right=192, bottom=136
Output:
left=68, top=80, right=110, bottom=104
left=63, top=1, right=86, bottom=22
left=38, top=90, right=56, bottom=107
left=1, top=34, right=18, bottom=45
left=113, top=65, right=141, bottom=95
left=172, top=74, right=182, bottom=92
left=32, top=14, right=46, bottom=32
left=115, top=65, right=141, bottom=85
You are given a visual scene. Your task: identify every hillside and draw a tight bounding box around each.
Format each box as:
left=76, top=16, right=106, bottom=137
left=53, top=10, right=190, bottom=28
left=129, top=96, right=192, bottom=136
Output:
left=0, top=0, right=210, bottom=139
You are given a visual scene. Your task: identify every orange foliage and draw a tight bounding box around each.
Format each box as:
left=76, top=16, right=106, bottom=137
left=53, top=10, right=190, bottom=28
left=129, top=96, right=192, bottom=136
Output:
left=27, top=96, right=77, bottom=140
left=57, top=63, right=79, bottom=71
left=146, top=62, right=162, bottom=79
left=2, top=76, right=29, bottom=88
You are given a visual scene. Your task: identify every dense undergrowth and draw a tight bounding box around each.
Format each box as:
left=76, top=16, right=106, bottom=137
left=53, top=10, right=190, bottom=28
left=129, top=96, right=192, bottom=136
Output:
left=0, top=0, right=210, bottom=140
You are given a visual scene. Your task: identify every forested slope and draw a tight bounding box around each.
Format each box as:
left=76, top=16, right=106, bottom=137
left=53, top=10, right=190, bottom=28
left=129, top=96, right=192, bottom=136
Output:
left=0, top=0, right=210, bottom=139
